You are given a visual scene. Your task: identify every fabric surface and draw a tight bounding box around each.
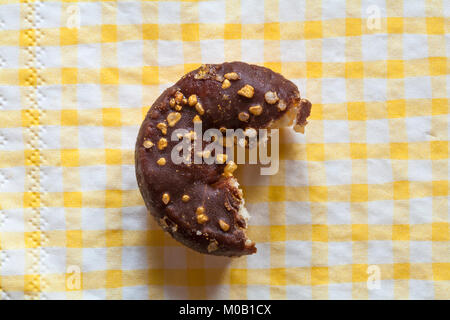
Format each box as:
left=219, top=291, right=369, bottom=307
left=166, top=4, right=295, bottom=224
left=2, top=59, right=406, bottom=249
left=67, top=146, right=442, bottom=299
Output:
left=0, top=0, right=448, bottom=300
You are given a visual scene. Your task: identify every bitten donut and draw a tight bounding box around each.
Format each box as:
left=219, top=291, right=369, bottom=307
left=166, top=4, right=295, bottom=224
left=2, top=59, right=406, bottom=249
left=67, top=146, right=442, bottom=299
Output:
left=135, top=62, right=311, bottom=256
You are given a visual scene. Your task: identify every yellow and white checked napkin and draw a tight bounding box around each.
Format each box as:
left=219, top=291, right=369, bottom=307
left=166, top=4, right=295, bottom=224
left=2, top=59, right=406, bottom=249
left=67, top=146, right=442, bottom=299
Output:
left=0, top=0, right=448, bottom=300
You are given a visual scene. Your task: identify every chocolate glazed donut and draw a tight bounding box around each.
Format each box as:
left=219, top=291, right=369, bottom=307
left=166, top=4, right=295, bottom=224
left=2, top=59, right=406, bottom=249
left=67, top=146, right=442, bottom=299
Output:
left=135, top=62, right=311, bottom=256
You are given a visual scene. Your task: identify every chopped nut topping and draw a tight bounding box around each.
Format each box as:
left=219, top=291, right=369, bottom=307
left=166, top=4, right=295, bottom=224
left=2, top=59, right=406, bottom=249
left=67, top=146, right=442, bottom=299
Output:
left=158, top=137, right=168, bottom=150
left=215, top=74, right=224, bottom=82
left=143, top=140, right=154, bottom=149
left=193, top=115, right=201, bottom=123
left=157, top=157, right=166, bottom=166
left=207, top=240, right=218, bottom=252
left=216, top=153, right=228, bottom=164
left=182, top=98, right=187, bottom=105
left=196, top=206, right=205, bottom=215
left=224, top=72, right=239, bottom=80
left=195, top=102, right=205, bottom=115
left=167, top=112, right=181, bottom=127
left=223, top=160, right=237, bottom=177
left=249, top=104, right=263, bottom=116
left=219, top=126, right=227, bottom=133
left=184, top=131, right=197, bottom=140
left=264, top=91, right=279, bottom=104
left=219, top=219, right=230, bottom=232
left=174, top=91, right=184, bottom=104
left=238, top=112, right=250, bottom=122
left=182, top=194, right=190, bottom=202
left=157, top=122, right=167, bottom=135
left=175, top=104, right=182, bottom=111
left=237, top=84, right=255, bottom=98
left=169, top=98, right=176, bottom=107
left=188, top=94, right=198, bottom=106
left=196, top=230, right=202, bottom=236
left=162, top=193, right=170, bottom=205
left=197, top=214, right=208, bottom=224
left=245, top=239, right=254, bottom=247
left=221, top=79, right=231, bottom=89
left=277, top=99, right=287, bottom=111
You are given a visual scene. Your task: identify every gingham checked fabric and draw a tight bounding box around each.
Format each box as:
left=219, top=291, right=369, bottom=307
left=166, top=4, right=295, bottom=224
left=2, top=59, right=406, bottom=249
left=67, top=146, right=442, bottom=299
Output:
left=0, top=0, right=448, bottom=300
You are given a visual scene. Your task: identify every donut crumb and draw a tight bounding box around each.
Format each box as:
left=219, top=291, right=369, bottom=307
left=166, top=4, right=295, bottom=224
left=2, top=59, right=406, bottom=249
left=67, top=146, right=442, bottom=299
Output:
left=278, top=99, right=287, bottom=111
left=207, top=240, right=218, bottom=253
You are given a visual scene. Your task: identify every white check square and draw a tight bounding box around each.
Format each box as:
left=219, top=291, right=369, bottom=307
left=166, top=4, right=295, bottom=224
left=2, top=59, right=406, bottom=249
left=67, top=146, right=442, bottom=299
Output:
left=322, top=38, right=346, bottom=62
left=408, top=160, right=432, bottom=181
left=328, top=283, right=352, bottom=299
left=0, top=86, right=21, bottom=110
left=285, top=241, right=311, bottom=267
left=403, top=34, right=428, bottom=59
left=122, top=246, right=148, bottom=270
left=78, top=126, right=104, bottom=149
left=117, top=41, right=143, bottom=67
left=241, top=0, right=265, bottom=23
left=158, top=40, right=183, bottom=66
left=409, top=197, right=433, bottom=224
left=41, top=166, right=64, bottom=193
left=362, top=34, right=387, bottom=61
left=322, top=79, right=346, bottom=104
left=122, top=207, right=148, bottom=231
left=199, top=0, right=225, bottom=23
left=80, top=166, right=107, bottom=191
left=405, top=77, right=432, bottom=99
left=328, top=242, right=353, bottom=265
left=279, top=0, right=306, bottom=22
left=82, top=248, right=107, bottom=272
left=79, top=2, right=102, bottom=27
left=285, top=202, right=311, bottom=225
left=0, top=46, right=19, bottom=68
left=410, top=241, right=432, bottom=263
left=0, top=166, right=25, bottom=192
left=81, top=208, right=106, bottom=231
left=281, top=40, right=306, bottom=62
left=367, top=159, right=393, bottom=184
left=200, top=40, right=225, bottom=64
left=241, top=40, right=264, bottom=62
left=406, top=116, right=431, bottom=142
left=366, top=119, right=390, bottom=143
left=368, top=241, right=393, bottom=264
left=117, top=2, right=142, bottom=25
left=37, top=2, right=62, bottom=29
left=158, top=2, right=180, bottom=24
left=325, top=160, right=352, bottom=185
left=368, top=200, right=394, bottom=224
left=327, top=202, right=351, bottom=224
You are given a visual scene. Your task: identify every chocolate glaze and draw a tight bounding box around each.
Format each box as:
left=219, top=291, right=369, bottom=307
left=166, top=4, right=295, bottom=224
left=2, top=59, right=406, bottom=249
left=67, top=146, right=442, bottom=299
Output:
left=135, top=62, right=311, bottom=256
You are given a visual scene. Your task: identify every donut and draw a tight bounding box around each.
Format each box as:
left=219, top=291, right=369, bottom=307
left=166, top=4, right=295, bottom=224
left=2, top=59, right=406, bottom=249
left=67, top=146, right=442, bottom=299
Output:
left=135, top=62, right=311, bottom=256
